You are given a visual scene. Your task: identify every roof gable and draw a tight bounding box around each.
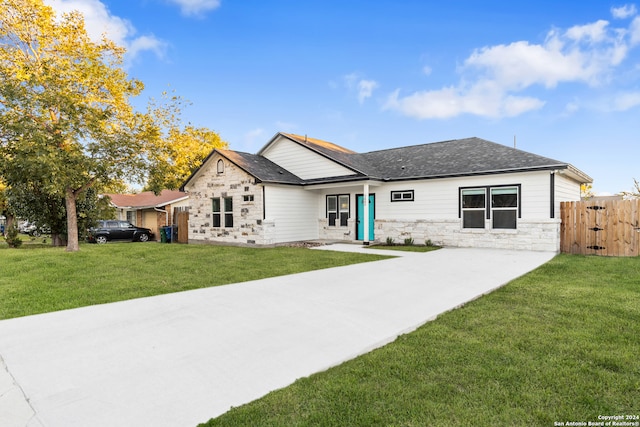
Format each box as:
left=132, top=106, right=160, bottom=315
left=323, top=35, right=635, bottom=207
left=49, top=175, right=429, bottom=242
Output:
left=258, top=133, right=360, bottom=179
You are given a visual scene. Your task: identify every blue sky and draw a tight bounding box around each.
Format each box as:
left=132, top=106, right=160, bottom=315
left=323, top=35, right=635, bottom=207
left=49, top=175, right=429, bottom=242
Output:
left=46, top=0, right=640, bottom=195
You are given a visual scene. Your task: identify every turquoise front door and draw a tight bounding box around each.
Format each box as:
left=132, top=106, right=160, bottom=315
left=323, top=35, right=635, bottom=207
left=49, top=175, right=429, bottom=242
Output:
left=356, top=194, right=375, bottom=241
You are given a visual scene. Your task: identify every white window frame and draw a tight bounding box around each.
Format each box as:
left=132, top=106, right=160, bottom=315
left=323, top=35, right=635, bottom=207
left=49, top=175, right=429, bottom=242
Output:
left=327, top=194, right=349, bottom=227
left=491, top=187, right=519, bottom=229
left=461, top=188, right=486, bottom=229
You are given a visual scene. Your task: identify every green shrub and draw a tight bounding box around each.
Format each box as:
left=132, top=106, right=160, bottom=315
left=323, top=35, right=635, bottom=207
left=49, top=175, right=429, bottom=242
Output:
left=5, top=225, right=23, bottom=248
left=385, top=237, right=395, bottom=246
left=425, top=239, right=433, bottom=247
left=403, top=237, right=414, bottom=246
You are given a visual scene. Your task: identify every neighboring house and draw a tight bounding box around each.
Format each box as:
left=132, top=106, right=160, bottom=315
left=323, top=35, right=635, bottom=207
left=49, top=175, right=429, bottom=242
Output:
left=182, top=132, right=592, bottom=251
left=106, top=190, right=189, bottom=241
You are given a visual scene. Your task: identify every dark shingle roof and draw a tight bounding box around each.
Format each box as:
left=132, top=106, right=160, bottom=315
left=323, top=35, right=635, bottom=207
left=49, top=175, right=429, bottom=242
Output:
left=184, top=134, right=590, bottom=189
left=356, top=137, right=569, bottom=180
left=220, top=150, right=303, bottom=184
left=277, top=135, right=574, bottom=181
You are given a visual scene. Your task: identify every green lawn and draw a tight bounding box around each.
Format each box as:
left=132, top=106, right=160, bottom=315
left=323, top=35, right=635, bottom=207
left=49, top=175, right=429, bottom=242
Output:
left=0, top=242, right=391, bottom=320
left=199, top=254, right=640, bottom=427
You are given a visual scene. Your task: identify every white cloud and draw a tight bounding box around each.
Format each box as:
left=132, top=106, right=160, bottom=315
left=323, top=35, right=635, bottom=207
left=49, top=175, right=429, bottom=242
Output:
left=564, top=100, right=581, bottom=115
left=384, top=84, right=545, bottom=120
left=631, top=16, right=640, bottom=45
left=612, top=91, right=640, bottom=110
left=128, top=35, right=167, bottom=60
left=422, top=65, right=432, bottom=75
left=45, top=0, right=166, bottom=60
left=166, top=0, right=221, bottom=17
left=386, top=15, right=640, bottom=120
left=565, top=20, right=609, bottom=43
left=464, top=40, right=588, bottom=89
left=611, top=4, right=637, bottom=19
left=343, top=73, right=359, bottom=88
left=343, top=73, right=379, bottom=104
left=357, top=79, right=379, bottom=104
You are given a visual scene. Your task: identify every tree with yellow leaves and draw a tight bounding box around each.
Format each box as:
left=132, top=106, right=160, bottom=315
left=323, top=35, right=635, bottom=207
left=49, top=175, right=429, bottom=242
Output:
left=143, top=92, right=227, bottom=194
left=0, top=0, right=149, bottom=251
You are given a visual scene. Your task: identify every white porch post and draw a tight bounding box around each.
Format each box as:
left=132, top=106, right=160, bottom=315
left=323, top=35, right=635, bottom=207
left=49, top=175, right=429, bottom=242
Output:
left=363, top=183, right=370, bottom=245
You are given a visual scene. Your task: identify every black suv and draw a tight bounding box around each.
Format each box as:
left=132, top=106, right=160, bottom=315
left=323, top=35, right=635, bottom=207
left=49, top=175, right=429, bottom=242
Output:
left=87, top=220, right=153, bottom=244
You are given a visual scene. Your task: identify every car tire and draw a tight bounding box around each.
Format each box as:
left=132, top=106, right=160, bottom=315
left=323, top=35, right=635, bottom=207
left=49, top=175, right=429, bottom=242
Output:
left=138, top=233, right=149, bottom=242
left=95, top=235, right=108, bottom=244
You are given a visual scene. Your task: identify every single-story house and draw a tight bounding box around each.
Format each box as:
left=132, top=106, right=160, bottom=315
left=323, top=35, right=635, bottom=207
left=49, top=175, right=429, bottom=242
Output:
left=181, top=132, right=592, bottom=251
left=106, top=190, right=189, bottom=241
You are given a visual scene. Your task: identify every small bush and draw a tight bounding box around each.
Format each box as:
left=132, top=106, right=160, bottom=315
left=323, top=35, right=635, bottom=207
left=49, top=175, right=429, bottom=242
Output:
left=5, top=225, right=23, bottom=248
left=386, top=237, right=395, bottom=246
left=403, top=237, right=414, bottom=246
left=425, top=239, right=433, bottom=247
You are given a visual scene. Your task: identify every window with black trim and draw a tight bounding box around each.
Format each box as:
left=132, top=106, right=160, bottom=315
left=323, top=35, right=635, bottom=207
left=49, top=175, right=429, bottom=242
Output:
left=327, top=194, right=349, bottom=226
left=461, top=188, right=486, bottom=228
left=212, top=198, right=221, bottom=227
left=391, top=190, right=414, bottom=202
left=224, top=197, right=233, bottom=227
left=491, top=187, right=518, bottom=229
left=212, top=197, right=233, bottom=227
left=217, top=159, right=224, bottom=174
left=460, top=185, right=520, bottom=229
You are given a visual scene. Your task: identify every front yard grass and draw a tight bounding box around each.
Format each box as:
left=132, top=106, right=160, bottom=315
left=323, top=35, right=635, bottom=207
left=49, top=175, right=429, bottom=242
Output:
left=0, top=243, right=391, bottom=320
left=199, top=254, right=640, bottom=427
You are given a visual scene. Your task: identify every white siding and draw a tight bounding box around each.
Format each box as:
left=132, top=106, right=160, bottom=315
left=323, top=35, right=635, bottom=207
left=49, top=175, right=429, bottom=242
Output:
left=264, top=185, right=319, bottom=243
left=262, top=136, right=356, bottom=180
left=313, top=186, right=363, bottom=240
left=554, top=172, right=581, bottom=215
left=307, top=171, right=567, bottom=251
left=375, top=171, right=555, bottom=221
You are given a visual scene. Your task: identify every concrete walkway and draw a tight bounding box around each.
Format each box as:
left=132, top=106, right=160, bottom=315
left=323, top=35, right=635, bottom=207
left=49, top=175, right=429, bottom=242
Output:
left=0, top=246, right=556, bottom=427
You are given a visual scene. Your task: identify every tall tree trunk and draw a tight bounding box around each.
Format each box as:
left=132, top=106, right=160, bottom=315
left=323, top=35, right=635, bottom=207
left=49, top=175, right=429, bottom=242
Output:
left=65, top=187, right=79, bottom=252
left=51, top=233, right=67, bottom=247
left=5, top=213, right=15, bottom=236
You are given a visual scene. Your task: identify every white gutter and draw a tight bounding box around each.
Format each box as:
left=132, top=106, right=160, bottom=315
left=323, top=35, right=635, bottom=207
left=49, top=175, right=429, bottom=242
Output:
left=154, top=206, right=168, bottom=226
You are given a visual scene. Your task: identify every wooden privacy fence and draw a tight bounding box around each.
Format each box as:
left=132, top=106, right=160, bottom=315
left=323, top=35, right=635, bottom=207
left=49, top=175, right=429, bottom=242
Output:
left=560, top=199, right=640, bottom=256
left=173, top=207, right=189, bottom=244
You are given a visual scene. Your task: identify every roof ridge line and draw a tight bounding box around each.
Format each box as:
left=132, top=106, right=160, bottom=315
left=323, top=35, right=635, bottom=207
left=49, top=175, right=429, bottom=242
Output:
left=360, top=137, right=482, bottom=155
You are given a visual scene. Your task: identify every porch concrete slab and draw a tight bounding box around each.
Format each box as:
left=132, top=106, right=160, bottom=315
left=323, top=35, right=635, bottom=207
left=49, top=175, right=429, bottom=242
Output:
left=312, top=242, right=428, bottom=257
left=0, top=247, right=556, bottom=427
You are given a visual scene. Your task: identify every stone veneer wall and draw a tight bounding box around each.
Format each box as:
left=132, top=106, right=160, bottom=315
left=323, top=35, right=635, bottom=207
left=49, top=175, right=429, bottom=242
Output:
left=375, top=218, right=561, bottom=252
left=317, top=218, right=357, bottom=241
left=187, top=161, right=267, bottom=245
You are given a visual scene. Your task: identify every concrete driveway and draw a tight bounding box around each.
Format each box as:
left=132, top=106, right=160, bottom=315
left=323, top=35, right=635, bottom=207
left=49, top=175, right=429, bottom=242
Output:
left=0, top=246, right=556, bottom=427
